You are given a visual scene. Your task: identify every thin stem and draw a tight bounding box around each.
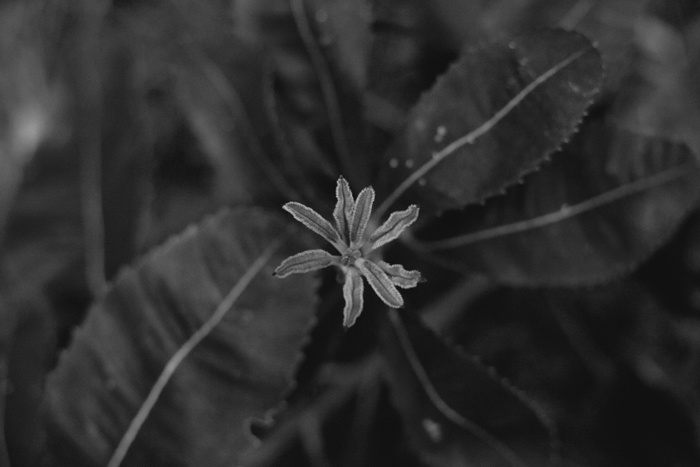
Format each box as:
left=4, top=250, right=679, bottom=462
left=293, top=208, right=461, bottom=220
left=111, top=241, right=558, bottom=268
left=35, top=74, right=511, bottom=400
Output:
left=106, top=235, right=287, bottom=467
left=373, top=47, right=591, bottom=221
left=387, top=309, right=529, bottom=467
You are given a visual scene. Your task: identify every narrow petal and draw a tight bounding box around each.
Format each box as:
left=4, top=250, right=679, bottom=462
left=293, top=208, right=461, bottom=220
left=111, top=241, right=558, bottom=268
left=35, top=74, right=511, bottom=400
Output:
left=378, top=261, right=424, bottom=289
left=283, top=202, right=343, bottom=249
left=349, top=187, right=375, bottom=245
left=342, top=268, right=364, bottom=328
left=356, top=259, right=403, bottom=308
left=273, top=249, right=338, bottom=278
left=333, top=176, right=355, bottom=242
left=368, top=205, right=419, bottom=251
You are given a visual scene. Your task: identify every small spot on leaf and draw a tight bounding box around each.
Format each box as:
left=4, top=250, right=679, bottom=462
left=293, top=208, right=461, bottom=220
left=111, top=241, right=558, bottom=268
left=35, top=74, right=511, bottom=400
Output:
left=422, top=418, right=442, bottom=443
left=434, top=126, right=447, bottom=143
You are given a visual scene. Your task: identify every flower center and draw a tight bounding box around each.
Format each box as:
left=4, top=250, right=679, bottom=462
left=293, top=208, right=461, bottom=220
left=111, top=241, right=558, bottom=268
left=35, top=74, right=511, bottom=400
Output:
left=340, top=248, right=362, bottom=267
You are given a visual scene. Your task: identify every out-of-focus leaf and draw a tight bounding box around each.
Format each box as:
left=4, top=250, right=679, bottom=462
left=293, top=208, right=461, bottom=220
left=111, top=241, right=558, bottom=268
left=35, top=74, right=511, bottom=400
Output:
left=439, top=281, right=700, bottom=467
left=235, top=0, right=373, bottom=189
left=0, top=288, right=15, bottom=467
left=2, top=287, right=54, bottom=467
left=0, top=2, right=67, bottom=233
left=614, top=15, right=700, bottom=155
left=367, top=0, right=458, bottom=115
left=380, top=309, right=555, bottom=467
left=121, top=7, right=296, bottom=250
left=44, top=208, right=320, bottom=467
left=412, top=124, right=700, bottom=286
left=376, top=29, right=603, bottom=217
left=2, top=4, right=150, bottom=345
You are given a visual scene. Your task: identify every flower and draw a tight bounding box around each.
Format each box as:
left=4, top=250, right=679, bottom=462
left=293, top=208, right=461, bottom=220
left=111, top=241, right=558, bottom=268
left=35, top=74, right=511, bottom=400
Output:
left=274, top=176, right=423, bottom=328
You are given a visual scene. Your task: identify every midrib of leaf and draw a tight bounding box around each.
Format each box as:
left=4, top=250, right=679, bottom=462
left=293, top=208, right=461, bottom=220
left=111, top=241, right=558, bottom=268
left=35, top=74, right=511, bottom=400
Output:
left=412, top=163, right=697, bottom=251
left=185, top=45, right=302, bottom=202
left=387, top=309, right=530, bottom=467
left=290, top=0, right=358, bottom=183
left=373, top=47, right=592, bottom=221
left=105, top=233, right=288, bottom=467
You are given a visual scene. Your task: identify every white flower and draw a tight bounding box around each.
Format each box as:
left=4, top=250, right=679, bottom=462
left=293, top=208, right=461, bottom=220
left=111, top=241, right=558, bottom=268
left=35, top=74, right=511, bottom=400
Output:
left=274, top=176, right=423, bottom=328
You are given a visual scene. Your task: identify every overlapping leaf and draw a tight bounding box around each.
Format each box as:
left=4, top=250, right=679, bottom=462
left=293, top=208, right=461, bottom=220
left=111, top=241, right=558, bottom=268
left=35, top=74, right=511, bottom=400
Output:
left=412, top=123, right=700, bottom=285
left=376, top=28, right=603, bottom=216
left=381, top=309, right=554, bottom=467
left=44, top=209, right=320, bottom=467
left=477, top=0, right=651, bottom=90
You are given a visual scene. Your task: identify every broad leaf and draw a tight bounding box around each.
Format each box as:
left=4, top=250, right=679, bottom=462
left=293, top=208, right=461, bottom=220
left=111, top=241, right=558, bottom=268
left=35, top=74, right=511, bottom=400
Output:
left=477, top=0, right=651, bottom=91
left=376, top=28, right=603, bottom=217
left=381, top=309, right=554, bottom=467
left=412, top=124, right=700, bottom=285
left=44, top=208, right=320, bottom=467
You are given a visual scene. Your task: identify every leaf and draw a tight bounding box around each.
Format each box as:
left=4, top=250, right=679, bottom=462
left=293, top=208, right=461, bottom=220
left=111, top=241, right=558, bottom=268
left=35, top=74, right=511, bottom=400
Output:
left=613, top=15, right=700, bottom=155
left=376, top=28, right=603, bottom=217
left=380, top=309, right=555, bottom=467
left=44, top=208, right=320, bottom=467
left=0, top=1, right=69, bottom=234
left=1, top=288, right=54, bottom=467
left=412, top=123, right=700, bottom=286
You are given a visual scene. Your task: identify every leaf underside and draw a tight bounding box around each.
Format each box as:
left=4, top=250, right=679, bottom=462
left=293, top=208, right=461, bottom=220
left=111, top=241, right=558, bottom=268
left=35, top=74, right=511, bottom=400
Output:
left=44, top=208, right=319, bottom=467
left=381, top=309, right=554, bottom=467
left=415, top=123, right=700, bottom=286
left=378, top=28, right=603, bottom=215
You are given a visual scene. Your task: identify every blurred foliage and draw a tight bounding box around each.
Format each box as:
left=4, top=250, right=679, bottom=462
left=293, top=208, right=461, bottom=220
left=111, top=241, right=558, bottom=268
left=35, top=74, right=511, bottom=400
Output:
left=0, top=0, right=699, bottom=466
